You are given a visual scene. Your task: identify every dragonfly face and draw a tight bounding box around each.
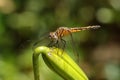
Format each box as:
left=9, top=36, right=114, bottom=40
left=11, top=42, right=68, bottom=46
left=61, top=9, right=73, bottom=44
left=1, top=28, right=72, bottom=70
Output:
left=49, top=32, right=59, bottom=44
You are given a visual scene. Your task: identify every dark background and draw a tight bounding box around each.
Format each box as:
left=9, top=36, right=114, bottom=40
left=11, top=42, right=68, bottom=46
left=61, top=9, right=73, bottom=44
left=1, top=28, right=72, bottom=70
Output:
left=0, top=0, right=120, bottom=80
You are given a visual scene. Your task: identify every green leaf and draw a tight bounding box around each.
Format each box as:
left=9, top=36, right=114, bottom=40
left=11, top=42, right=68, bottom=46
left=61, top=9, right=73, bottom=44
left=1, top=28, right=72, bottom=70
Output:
left=33, top=46, right=88, bottom=80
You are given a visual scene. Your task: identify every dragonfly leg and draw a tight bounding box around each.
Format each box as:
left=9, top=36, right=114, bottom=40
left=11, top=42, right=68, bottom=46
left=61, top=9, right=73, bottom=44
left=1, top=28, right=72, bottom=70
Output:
left=48, top=41, right=53, bottom=47
left=48, top=40, right=59, bottom=49
left=61, top=38, right=66, bottom=54
left=48, top=40, right=58, bottom=47
left=56, top=40, right=60, bottom=54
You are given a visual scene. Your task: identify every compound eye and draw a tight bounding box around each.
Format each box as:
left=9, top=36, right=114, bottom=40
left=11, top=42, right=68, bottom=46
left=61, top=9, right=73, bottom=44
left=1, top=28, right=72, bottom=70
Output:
left=49, top=32, right=54, bottom=39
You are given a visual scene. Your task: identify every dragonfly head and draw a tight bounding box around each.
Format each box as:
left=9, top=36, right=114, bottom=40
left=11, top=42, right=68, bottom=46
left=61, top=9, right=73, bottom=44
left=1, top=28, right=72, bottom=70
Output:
left=49, top=32, right=58, bottom=41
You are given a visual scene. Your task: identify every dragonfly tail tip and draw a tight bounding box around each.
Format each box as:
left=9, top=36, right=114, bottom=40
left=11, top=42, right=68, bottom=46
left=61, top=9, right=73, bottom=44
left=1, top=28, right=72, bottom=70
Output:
left=92, top=25, right=101, bottom=29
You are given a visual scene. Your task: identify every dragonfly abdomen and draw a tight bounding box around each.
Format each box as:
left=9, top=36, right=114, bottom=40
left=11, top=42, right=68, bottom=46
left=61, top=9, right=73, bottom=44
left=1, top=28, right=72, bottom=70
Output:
left=70, top=25, right=100, bottom=33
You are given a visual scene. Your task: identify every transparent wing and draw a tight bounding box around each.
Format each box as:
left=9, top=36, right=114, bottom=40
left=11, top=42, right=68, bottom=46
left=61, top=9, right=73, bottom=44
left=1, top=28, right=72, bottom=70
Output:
left=62, top=32, right=80, bottom=63
left=33, top=34, right=51, bottom=49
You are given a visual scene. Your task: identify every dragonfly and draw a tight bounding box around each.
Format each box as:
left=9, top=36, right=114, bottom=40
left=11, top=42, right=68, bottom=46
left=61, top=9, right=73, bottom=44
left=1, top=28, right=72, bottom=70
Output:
left=34, top=25, right=100, bottom=55
left=48, top=25, right=100, bottom=48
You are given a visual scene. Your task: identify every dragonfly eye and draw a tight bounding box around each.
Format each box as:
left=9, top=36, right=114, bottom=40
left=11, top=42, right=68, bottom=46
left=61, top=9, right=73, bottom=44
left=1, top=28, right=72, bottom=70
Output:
left=49, top=32, right=54, bottom=39
left=49, top=32, right=58, bottom=40
left=48, top=34, right=52, bottom=39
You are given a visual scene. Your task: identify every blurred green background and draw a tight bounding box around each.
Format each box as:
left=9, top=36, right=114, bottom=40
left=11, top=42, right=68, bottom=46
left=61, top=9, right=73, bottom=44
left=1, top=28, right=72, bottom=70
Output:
left=0, top=0, right=120, bottom=80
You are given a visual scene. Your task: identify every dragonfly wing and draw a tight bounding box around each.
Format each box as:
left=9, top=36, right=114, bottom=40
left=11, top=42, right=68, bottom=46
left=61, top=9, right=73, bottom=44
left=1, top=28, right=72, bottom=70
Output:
left=69, top=33, right=80, bottom=63
left=62, top=32, right=80, bottom=63
left=33, top=34, right=51, bottom=49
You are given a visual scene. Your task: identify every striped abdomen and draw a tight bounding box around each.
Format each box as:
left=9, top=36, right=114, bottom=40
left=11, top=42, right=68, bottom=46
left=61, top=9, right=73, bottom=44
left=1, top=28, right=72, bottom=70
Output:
left=55, top=25, right=100, bottom=38
left=69, top=25, right=100, bottom=33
